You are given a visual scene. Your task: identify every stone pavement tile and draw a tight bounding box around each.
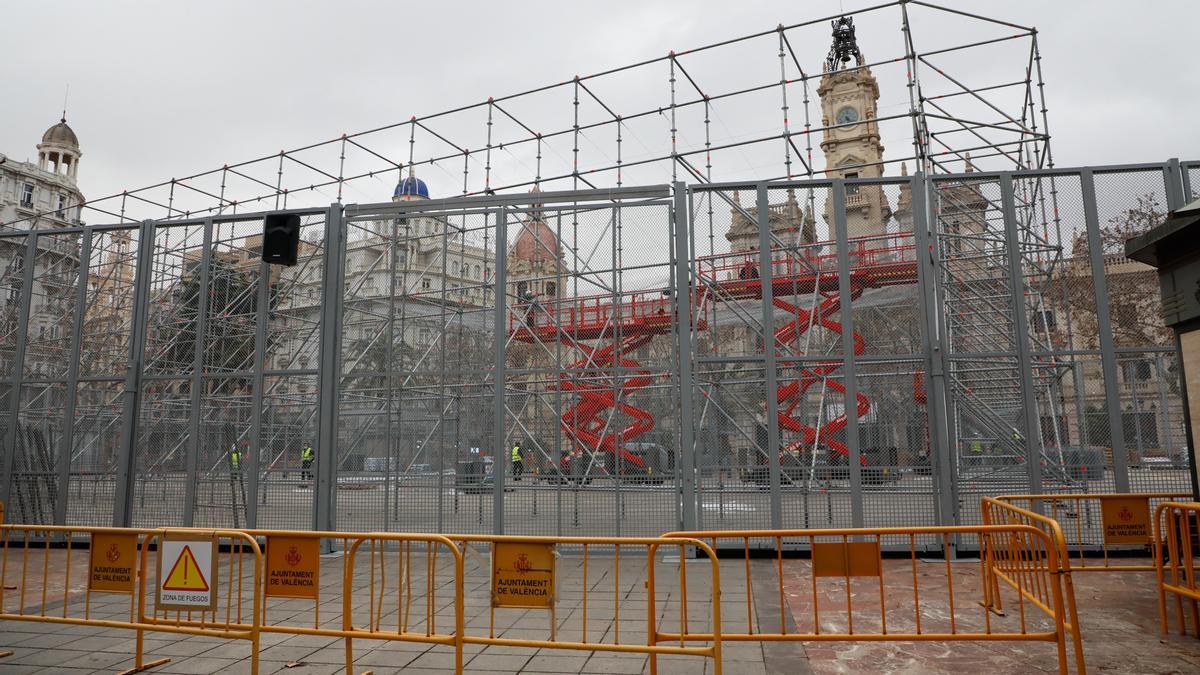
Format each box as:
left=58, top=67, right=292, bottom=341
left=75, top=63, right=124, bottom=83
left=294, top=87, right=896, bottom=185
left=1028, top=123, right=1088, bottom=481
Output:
left=279, top=633, right=340, bottom=649
left=404, top=649, right=462, bottom=670
left=352, top=647, right=422, bottom=668
left=6, top=646, right=91, bottom=667
left=720, top=643, right=765, bottom=662
left=195, top=640, right=257, bottom=660
left=159, top=656, right=242, bottom=674
left=9, top=632, right=85, bottom=649
left=0, top=664, right=42, bottom=674
left=153, top=639, right=226, bottom=657
left=257, top=645, right=324, bottom=666
left=56, top=649, right=138, bottom=670
left=463, top=652, right=530, bottom=671
left=580, top=655, right=649, bottom=674
left=522, top=653, right=588, bottom=672
left=218, top=660, right=344, bottom=675
left=300, top=646, right=356, bottom=665
left=355, top=662, right=458, bottom=667
left=50, top=635, right=136, bottom=653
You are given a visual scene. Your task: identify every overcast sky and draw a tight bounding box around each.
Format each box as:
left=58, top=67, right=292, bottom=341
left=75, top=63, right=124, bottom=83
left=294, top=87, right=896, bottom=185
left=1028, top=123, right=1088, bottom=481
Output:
left=2, top=0, right=1197, bottom=209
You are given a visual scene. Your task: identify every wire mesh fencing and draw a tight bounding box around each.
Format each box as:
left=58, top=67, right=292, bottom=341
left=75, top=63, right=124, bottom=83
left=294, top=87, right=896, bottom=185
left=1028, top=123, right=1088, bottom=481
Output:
left=0, top=163, right=1192, bottom=548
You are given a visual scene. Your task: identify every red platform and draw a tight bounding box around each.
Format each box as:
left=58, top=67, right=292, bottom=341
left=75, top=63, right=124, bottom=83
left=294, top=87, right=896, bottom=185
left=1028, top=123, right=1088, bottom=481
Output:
left=509, top=237, right=920, bottom=470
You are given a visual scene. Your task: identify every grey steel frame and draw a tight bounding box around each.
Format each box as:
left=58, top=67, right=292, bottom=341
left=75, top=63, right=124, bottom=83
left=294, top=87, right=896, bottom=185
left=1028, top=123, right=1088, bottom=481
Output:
left=0, top=162, right=1193, bottom=544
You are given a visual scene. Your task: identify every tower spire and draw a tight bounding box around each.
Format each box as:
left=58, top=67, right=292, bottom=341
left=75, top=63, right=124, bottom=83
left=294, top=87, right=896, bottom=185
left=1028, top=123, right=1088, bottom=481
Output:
left=824, top=17, right=864, bottom=72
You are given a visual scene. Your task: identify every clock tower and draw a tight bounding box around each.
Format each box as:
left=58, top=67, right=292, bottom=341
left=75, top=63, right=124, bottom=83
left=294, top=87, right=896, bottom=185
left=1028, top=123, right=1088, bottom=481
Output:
left=818, top=17, right=892, bottom=239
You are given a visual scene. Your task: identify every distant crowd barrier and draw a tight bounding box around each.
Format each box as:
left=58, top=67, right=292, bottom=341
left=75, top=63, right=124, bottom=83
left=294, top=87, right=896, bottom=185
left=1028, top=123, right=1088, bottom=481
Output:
left=993, top=493, right=1191, bottom=572
left=1, top=518, right=1093, bottom=674
left=446, top=534, right=723, bottom=674
left=666, top=524, right=1086, bottom=675
left=0, top=524, right=262, bottom=674
left=1154, top=502, right=1200, bottom=637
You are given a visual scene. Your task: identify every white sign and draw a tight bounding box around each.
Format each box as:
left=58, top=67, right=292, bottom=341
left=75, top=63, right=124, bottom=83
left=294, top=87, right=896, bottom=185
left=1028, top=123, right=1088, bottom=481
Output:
left=156, top=536, right=218, bottom=612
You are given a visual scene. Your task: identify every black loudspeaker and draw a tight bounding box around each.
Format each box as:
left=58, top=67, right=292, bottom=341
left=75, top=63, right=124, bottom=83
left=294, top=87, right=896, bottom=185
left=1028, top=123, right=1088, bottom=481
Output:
left=262, top=213, right=301, bottom=266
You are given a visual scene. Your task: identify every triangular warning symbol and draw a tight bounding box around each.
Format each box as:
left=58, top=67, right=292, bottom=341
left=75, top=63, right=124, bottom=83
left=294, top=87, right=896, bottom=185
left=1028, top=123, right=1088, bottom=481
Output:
left=163, top=545, right=209, bottom=591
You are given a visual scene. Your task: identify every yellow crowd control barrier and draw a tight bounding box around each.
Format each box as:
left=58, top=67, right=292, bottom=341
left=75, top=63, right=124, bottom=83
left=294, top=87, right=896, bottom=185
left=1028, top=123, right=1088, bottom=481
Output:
left=994, top=493, right=1191, bottom=572
left=447, top=534, right=723, bottom=674
left=0, top=524, right=262, bottom=674
left=665, top=524, right=1085, bottom=675
left=978, top=498, right=1086, bottom=672
left=201, top=529, right=466, bottom=674
left=1154, top=502, right=1200, bottom=637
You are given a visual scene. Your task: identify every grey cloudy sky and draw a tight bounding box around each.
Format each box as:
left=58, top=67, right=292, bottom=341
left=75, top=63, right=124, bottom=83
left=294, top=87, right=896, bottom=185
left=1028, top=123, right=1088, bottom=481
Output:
left=2, top=0, right=1197, bottom=208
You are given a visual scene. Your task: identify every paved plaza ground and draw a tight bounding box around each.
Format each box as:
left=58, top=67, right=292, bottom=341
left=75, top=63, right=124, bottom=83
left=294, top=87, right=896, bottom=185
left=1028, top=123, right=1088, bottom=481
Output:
left=2, top=544, right=1200, bottom=674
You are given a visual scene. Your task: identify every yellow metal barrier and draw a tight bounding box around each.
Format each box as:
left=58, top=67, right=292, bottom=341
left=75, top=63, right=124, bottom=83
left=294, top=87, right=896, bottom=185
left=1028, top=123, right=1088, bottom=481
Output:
left=995, top=493, right=1190, bottom=572
left=1154, top=502, right=1200, bottom=637
left=448, top=534, right=723, bottom=673
left=665, top=524, right=1085, bottom=675
left=191, top=529, right=465, bottom=674
left=979, top=498, right=1086, bottom=672
left=0, top=524, right=263, bottom=674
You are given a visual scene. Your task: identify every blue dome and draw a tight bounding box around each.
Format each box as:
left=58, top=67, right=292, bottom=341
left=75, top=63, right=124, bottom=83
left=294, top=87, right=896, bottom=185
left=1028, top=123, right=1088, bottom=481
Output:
left=394, top=175, right=430, bottom=199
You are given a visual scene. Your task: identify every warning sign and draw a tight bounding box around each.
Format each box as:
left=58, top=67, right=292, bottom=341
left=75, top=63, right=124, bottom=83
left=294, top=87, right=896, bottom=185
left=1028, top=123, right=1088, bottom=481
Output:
left=266, top=536, right=319, bottom=599
left=89, top=533, right=138, bottom=593
left=813, top=541, right=882, bottom=578
left=492, top=541, right=555, bottom=609
left=1100, top=496, right=1152, bottom=545
left=156, top=534, right=217, bottom=612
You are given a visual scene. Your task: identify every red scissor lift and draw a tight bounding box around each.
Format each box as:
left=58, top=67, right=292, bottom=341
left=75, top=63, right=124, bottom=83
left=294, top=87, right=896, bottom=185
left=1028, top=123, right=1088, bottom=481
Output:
left=509, top=237, right=920, bottom=478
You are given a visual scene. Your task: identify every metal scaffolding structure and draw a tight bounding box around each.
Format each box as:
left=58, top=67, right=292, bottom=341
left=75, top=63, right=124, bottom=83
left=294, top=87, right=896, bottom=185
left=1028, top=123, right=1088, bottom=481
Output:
left=5, top=1, right=1051, bottom=229
left=0, top=3, right=1195, bottom=552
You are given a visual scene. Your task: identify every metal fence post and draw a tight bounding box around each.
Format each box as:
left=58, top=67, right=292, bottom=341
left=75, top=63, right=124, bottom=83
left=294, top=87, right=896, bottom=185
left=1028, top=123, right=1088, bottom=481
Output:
left=1165, top=158, right=1187, bottom=210
left=0, top=232, right=40, bottom=512
left=999, top=175, right=1043, bottom=496
left=913, top=174, right=959, bottom=535
left=755, top=183, right=783, bottom=530
left=832, top=179, right=865, bottom=528
left=247, top=255, right=270, bottom=528
left=492, top=205, right=508, bottom=535
left=53, top=228, right=93, bottom=526
left=315, top=204, right=344, bottom=538
left=113, top=219, right=156, bottom=527
left=1080, top=170, right=1130, bottom=492
left=674, top=182, right=699, bottom=532
left=183, top=219, right=214, bottom=525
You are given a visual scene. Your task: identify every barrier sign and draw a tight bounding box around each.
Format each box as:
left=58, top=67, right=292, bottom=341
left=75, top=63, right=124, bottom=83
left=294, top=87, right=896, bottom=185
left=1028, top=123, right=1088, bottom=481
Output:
left=492, top=541, right=555, bottom=608
left=89, top=533, right=138, bottom=593
left=156, top=534, right=218, bottom=611
left=265, top=535, right=319, bottom=599
left=1100, top=496, right=1151, bottom=544
left=813, top=540, right=882, bottom=577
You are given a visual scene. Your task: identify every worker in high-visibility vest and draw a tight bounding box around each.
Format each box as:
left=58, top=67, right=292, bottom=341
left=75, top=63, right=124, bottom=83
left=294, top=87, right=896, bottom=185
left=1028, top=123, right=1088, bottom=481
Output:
left=511, top=442, right=524, bottom=482
left=300, top=443, right=315, bottom=482
left=967, top=434, right=983, bottom=467
left=230, top=445, right=242, bottom=478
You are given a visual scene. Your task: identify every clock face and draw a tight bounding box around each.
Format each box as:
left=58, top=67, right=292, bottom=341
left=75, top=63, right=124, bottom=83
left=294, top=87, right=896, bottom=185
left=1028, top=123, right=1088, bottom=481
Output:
left=836, top=106, right=859, bottom=125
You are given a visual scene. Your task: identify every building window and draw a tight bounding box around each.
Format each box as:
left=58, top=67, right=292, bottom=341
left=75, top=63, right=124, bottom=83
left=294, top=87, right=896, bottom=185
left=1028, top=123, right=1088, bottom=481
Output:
left=1034, top=309, right=1056, bottom=333
left=57, top=194, right=67, bottom=214
left=474, top=265, right=481, bottom=279
left=1122, top=359, right=1152, bottom=383
left=421, top=278, right=431, bottom=290
left=844, top=172, right=859, bottom=195
left=545, top=282, right=557, bottom=297
left=451, top=261, right=459, bottom=276
left=21, top=184, right=34, bottom=207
